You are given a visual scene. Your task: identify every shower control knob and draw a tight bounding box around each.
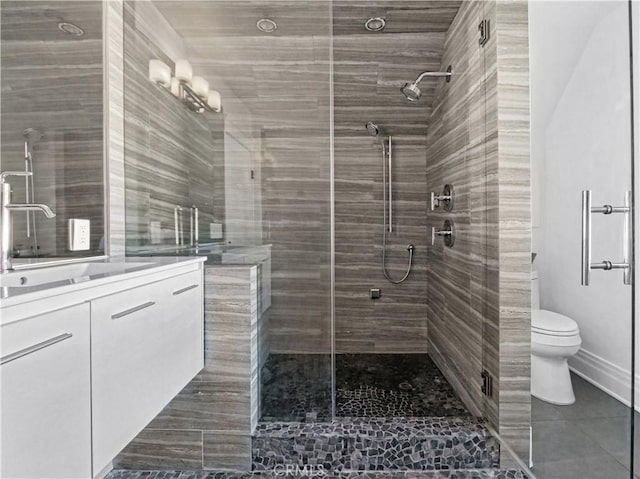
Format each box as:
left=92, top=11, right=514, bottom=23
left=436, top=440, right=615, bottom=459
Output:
left=430, top=184, right=454, bottom=211
left=431, top=220, right=455, bottom=248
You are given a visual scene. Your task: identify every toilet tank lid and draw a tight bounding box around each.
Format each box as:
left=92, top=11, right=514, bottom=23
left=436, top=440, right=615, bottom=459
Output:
left=532, top=309, right=579, bottom=334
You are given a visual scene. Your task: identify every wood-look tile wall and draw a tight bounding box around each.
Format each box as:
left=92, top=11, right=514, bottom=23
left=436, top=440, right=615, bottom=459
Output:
left=491, top=0, right=531, bottom=460
left=261, top=134, right=333, bottom=354
left=425, top=0, right=531, bottom=460
left=116, top=265, right=259, bottom=470
left=0, top=1, right=105, bottom=257
left=334, top=135, right=429, bottom=353
left=425, top=0, right=486, bottom=416
left=332, top=3, right=459, bottom=353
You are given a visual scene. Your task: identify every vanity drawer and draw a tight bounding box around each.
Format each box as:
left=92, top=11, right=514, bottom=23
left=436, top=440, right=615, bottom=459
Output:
left=0, top=303, right=91, bottom=479
left=91, top=269, right=203, bottom=474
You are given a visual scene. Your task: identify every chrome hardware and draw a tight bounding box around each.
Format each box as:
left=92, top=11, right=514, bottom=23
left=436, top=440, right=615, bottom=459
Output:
left=481, top=369, right=493, bottom=397
left=581, top=190, right=631, bottom=286
left=388, top=136, right=393, bottom=232
left=111, top=301, right=156, bottom=320
left=1, top=171, right=56, bottom=272
left=174, top=206, right=184, bottom=245
left=0, top=333, right=72, bottom=366
left=431, top=219, right=455, bottom=247
left=193, top=206, right=199, bottom=245
left=430, top=184, right=454, bottom=211
left=177, top=81, right=218, bottom=114
left=478, top=19, right=490, bottom=47
left=176, top=205, right=199, bottom=247
left=172, top=284, right=198, bottom=296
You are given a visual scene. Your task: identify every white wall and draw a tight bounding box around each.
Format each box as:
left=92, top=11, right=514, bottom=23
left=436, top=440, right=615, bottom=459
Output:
left=530, top=1, right=635, bottom=406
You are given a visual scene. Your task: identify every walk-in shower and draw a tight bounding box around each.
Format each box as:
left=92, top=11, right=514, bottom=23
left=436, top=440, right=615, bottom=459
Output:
left=366, top=122, right=414, bottom=284
left=401, top=66, right=453, bottom=101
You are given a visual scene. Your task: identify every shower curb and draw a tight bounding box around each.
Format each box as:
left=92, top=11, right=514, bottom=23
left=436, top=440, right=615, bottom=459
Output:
left=251, top=418, right=499, bottom=473
left=106, top=470, right=528, bottom=479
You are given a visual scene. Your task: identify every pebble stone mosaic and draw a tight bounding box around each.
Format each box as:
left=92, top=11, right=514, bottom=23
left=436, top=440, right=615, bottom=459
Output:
left=261, top=354, right=469, bottom=422
left=252, top=418, right=498, bottom=472
left=105, top=470, right=528, bottom=479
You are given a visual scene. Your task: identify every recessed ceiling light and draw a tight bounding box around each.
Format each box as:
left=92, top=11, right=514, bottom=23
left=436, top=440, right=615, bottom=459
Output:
left=58, top=22, right=85, bottom=36
left=256, top=18, right=277, bottom=33
left=364, top=17, right=386, bottom=32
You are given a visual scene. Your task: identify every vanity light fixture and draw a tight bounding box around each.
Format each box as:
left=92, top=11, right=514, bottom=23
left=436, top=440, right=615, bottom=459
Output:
left=148, top=58, right=222, bottom=114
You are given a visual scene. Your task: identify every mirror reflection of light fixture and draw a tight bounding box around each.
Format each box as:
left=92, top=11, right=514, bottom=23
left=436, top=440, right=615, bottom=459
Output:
left=148, top=58, right=222, bottom=114
left=148, top=59, right=171, bottom=87
left=191, top=76, right=209, bottom=99
left=207, top=90, right=221, bottom=112
left=174, top=59, right=193, bottom=82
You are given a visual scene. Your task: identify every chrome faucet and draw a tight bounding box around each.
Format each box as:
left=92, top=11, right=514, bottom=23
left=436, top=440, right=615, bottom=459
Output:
left=1, top=171, right=55, bottom=272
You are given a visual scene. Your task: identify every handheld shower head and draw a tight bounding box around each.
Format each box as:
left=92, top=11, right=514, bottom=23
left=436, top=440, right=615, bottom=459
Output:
left=365, top=121, right=380, bottom=137
left=23, top=128, right=43, bottom=159
left=23, top=128, right=43, bottom=144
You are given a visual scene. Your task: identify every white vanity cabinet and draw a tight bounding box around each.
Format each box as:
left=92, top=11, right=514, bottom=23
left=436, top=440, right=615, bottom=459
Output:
left=0, top=303, right=92, bottom=479
left=91, top=269, right=204, bottom=474
left=0, top=257, right=205, bottom=479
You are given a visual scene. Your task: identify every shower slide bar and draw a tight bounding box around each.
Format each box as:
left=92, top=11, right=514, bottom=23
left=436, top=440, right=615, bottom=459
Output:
left=580, top=190, right=632, bottom=286
left=388, top=135, right=392, bottom=233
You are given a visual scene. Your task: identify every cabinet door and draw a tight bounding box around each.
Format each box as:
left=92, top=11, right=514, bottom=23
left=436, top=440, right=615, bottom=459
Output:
left=91, top=270, right=203, bottom=473
left=0, top=303, right=91, bottom=479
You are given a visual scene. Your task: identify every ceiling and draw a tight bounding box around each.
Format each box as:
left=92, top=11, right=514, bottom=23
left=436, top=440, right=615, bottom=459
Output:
left=1, top=1, right=102, bottom=41
left=150, top=1, right=462, bottom=137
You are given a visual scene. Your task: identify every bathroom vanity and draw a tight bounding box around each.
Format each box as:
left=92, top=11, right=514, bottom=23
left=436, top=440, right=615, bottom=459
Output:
left=0, top=257, right=205, bottom=479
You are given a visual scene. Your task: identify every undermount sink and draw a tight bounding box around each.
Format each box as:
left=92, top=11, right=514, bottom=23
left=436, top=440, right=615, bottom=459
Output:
left=0, top=262, right=151, bottom=288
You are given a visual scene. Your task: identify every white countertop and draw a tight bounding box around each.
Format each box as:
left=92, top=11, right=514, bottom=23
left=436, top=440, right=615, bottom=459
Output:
left=0, top=256, right=205, bottom=309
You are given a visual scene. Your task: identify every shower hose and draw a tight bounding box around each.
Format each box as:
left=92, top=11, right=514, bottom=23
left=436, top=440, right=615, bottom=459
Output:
left=381, top=144, right=414, bottom=284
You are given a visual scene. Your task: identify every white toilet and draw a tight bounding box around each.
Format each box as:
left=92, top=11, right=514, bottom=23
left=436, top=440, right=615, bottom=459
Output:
left=531, top=270, right=582, bottom=405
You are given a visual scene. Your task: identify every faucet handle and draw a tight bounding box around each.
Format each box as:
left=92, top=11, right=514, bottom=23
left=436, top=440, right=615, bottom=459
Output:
left=0, top=171, right=32, bottom=183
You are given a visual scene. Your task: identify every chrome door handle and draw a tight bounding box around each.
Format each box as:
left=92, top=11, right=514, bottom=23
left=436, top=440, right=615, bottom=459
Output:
left=172, top=284, right=198, bottom=295
left=581, top=190, right=631, bottom=286
left=111, top=301, right=155, bottom=319
left=1, top=333, right=73, bottom=366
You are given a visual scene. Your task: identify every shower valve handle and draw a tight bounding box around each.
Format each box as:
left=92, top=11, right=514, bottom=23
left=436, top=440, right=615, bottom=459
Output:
left=431, top=220, right=455, bottom=248
left=430, top=184, right=454, bottom=211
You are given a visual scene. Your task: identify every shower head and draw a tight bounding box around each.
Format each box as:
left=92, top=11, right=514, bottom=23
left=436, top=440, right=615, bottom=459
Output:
left=365, top=122, right=380, bottom=137
left=401, top=82, right=422, bottom=102
left=401, top=66, right=452, bottom=102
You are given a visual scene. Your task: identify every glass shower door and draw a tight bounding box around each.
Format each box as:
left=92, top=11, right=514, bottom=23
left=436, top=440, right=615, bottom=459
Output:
left=529, top=1, right=636, bottom=477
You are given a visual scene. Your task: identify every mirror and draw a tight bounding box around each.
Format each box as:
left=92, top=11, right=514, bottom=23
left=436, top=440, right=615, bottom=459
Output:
left=0, top=1, right=106, bottom=258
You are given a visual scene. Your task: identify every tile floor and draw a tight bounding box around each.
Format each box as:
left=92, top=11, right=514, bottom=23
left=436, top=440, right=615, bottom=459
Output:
left=531, top=373, right=638, bottom=479
left=260, top=354, right=470, bottom=422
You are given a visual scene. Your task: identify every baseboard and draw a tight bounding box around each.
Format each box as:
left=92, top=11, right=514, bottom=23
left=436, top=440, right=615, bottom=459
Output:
left=569, top=347, right=639, bottom=412
left=93, top=461, right=113, bottom=479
